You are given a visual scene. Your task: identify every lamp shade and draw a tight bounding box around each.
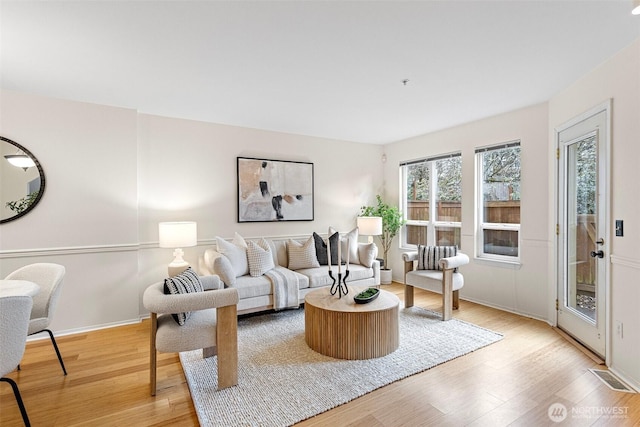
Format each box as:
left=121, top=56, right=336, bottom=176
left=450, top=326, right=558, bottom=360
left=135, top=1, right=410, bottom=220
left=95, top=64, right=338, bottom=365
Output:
left=159, top=222, right=197, bottom=248
left=357, top=216, right=383, bottom=236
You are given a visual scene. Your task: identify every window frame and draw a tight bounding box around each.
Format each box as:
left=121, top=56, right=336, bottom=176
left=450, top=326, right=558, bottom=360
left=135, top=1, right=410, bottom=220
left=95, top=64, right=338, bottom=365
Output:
left=400, top=152, right=462, bottom=249
left=475, top=141, right=521, bottom=263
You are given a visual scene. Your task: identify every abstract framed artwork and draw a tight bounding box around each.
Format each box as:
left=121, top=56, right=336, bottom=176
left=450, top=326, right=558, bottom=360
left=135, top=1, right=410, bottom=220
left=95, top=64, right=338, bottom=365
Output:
left=237, top=157, right=314, bottom=222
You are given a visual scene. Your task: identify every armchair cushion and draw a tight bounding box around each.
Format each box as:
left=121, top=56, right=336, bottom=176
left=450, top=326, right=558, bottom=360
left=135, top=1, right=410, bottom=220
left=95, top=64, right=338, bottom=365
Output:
left=417, top=245, right=458, bottom=272
left=163, top=268, right=204, bottom=325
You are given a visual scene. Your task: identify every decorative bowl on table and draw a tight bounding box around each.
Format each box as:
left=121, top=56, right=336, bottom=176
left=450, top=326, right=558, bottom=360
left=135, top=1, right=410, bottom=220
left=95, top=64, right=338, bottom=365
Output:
left=354, top=287, right=380, bottom=304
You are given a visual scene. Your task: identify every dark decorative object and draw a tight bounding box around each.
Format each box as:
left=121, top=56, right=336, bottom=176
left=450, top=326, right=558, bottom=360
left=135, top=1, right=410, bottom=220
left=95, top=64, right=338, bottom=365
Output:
left=313, top=232, right=340, bottom=265
left=1, top=136, right=46, bottom=224
left=354, top=288, right=380, bottom=304
left=329, top=269, right=349, bottom=299
left=237, top=157, right=314, bottom=222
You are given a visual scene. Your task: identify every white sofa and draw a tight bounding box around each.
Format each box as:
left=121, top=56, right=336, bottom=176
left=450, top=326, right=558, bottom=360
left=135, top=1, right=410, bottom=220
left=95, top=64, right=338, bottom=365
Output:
left=200, top=234, right=380, bottom=315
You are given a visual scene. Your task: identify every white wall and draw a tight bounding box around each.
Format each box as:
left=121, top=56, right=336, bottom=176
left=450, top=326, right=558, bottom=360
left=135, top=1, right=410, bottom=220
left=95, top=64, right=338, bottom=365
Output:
left=383, top=103, right=551, bottom=321
left=549, top=38, right=640, bottom=389
left=0, top=89, right=384, bottom=332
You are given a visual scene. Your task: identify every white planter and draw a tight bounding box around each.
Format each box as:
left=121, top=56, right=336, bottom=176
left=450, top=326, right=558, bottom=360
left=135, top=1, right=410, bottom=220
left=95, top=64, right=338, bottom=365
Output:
left=380, top=269, right=392, bottom=285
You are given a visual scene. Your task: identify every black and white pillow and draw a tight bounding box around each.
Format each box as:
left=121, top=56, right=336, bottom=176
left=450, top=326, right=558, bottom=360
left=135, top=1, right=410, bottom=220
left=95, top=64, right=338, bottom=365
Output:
left=417, top=245, right=458, bottom=272
left=163, top=267, right=204, bottom=326
left=312, top=232, right=340, bottom=266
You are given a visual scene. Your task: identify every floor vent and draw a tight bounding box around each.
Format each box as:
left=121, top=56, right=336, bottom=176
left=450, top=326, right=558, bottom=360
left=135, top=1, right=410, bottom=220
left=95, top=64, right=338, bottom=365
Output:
left=590, top=369, right=637, bottom=393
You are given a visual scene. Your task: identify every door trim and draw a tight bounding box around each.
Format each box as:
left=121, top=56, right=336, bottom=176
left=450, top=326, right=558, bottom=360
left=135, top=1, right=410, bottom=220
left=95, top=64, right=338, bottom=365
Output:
left=554, top=99, right=612, bottom=364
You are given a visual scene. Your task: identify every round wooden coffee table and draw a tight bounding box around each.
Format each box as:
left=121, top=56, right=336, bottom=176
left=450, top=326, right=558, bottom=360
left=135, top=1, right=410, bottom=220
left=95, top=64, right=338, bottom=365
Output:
left=304, top=286, right=400, bottom=360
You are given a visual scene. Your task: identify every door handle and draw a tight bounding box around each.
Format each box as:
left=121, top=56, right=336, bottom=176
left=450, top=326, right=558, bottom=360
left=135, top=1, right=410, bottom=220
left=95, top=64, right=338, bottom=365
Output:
left=590, top=250, right=604, bottom=259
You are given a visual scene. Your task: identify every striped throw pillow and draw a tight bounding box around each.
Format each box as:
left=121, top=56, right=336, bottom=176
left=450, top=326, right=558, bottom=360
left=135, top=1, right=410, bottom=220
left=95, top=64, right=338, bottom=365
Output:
left=163, top=267, right=204, bottom=326
left=417, top=245, right=458, bottom=272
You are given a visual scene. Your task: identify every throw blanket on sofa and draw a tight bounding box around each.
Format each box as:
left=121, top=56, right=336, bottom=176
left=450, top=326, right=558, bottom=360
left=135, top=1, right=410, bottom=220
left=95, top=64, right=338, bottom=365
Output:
left=265, top=267, right=300, bottom=310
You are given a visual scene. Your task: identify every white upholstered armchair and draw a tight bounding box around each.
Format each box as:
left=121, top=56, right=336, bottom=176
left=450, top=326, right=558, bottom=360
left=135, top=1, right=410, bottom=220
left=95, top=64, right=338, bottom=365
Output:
left=403, top=247, right=469, bottom=321
left=142, top=274, right=239, bottom=396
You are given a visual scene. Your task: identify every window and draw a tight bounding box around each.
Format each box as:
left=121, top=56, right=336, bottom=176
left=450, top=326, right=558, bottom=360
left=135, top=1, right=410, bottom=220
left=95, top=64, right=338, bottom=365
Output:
left=475, top=141, right=521, bottom=260
left=400, top=153, right=462, bottom=248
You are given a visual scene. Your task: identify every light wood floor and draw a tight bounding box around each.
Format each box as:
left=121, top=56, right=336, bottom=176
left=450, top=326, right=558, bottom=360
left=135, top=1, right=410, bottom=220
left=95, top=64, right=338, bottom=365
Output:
left=2, top=283, right=638, bottom=426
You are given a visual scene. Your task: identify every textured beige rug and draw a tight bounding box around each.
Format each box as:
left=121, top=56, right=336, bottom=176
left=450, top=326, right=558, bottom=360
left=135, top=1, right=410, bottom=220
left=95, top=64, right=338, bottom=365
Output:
left=180, top=305, right=502, bottom=427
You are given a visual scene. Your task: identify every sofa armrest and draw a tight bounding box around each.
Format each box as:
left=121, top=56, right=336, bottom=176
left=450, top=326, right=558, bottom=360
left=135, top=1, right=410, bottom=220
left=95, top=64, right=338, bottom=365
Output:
left=143, top=282, right=239, bottom=315
left=439, top=253, right=470, bottom=270
left=200, top=274, right=222, bottom=291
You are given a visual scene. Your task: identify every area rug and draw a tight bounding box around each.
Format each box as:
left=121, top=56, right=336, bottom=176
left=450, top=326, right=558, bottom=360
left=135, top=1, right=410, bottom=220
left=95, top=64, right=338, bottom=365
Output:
left=180, top=305, right=503, bottom=427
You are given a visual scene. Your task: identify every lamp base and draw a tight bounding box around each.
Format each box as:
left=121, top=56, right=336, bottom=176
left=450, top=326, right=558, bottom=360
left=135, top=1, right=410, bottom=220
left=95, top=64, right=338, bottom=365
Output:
left=168, top=261, right=190, bottom=277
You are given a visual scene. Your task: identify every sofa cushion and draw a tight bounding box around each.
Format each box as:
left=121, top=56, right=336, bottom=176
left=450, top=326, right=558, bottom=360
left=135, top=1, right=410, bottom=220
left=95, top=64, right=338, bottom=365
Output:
left=216, top=233, right=249, bottom=277
left=417, top=245, right=458, bottom=271
left=287, top=237, right=320, bottom=270
left=213, top=254, right=236, bottom=287
left=247, top=238, right=275, bottom=277
left=312, top=232, right=340, bottom=265
left=358, top=242, right=378, bottom=268
left=330, top=226, right=360, bottom=265
left=163, top=267, right=204, bottom=326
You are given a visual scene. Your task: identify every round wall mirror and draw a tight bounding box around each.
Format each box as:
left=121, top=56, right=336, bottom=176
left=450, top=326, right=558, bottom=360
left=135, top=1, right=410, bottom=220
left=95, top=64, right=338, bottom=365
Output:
left=1, top=136, right=46, bottom=224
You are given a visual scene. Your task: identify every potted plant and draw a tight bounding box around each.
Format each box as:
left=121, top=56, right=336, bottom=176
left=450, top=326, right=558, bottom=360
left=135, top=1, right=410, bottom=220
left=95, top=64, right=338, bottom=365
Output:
left=360, top=195, right=406, bottom=284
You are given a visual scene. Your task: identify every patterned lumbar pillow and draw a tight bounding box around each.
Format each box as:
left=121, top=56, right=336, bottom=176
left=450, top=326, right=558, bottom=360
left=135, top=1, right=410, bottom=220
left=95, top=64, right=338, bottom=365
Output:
left=247, top=238, right=275, bottom=277
left=216, top=232, right=249, bottom=277
left=163, top=267, right=204, bottom=326
left=312, top=232, right=340, bottom=266
left=417, top=245, right=458, bottom=272
left=329, top=226, right=360, bottom=265
left=287, top=237, right=321, bottom=270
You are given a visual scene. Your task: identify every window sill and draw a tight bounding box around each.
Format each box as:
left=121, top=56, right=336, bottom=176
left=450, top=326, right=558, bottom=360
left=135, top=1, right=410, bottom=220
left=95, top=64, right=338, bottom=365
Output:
left=473, top=256, right=522, bottom=269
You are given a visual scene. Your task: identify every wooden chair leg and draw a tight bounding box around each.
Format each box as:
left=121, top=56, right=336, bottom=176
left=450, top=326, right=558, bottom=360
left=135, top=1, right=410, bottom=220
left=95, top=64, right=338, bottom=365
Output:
left=404, top=285, right=415, bottom=308
left=216, top=304, right=238, bottom=390
left=404, top=260, right=415, bottom=308
left=149, top=312, right=157, bottom=396
left=453, top=289, right=460, bottom=310
left=442, top=269, right=453, bottom=321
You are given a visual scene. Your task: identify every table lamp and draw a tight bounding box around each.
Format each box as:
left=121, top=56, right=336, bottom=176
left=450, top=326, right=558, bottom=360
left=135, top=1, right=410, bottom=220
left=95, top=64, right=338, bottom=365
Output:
left=357, top=216, right=383, bottom=244
left=159, top=221, right=197, bottom=277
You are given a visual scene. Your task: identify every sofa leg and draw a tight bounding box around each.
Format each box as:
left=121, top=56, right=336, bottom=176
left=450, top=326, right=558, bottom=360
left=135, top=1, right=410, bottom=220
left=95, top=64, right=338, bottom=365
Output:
left=216, top=304, right=238, bottom=390
left=453, top=290, right=460, bottom=310
left=404, top=285, right=414, bottom=308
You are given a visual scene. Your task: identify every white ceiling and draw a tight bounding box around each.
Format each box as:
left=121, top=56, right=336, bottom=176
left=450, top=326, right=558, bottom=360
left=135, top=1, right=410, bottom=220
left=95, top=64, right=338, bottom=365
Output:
left=1, top=1, right=638, bottom=144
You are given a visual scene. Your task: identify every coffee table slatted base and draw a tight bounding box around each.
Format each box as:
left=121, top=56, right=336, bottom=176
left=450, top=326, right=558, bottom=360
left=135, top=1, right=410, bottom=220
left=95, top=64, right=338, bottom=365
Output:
left=304, top=288, right=399, bottom=360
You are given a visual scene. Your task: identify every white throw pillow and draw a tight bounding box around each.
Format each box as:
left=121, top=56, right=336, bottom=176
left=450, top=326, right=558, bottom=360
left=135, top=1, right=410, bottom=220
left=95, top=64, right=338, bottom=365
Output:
left=329, top=226, right=360, bottom=266
left=287, top=237, right=320, bottom=270
left=247, top=238, right=275, bottom=277
left=358, top=242, right=378, bottom=268
left=216, top=232, right=249, bottom=277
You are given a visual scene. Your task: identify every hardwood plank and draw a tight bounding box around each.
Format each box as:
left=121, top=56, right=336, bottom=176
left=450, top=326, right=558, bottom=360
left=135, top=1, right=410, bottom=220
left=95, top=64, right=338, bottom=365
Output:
left=1, top=282, right=638, bottom=426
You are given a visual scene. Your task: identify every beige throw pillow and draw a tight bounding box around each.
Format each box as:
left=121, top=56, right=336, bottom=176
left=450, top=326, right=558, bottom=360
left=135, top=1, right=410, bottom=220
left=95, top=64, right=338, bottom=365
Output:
left=247, top=238, right=275, bottom=277
left=287, top=237, right=320, bottom=270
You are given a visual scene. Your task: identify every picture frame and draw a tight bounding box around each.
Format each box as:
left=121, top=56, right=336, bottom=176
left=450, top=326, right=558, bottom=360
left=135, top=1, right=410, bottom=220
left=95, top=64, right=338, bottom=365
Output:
left=237, top=157, right=314, bottom=222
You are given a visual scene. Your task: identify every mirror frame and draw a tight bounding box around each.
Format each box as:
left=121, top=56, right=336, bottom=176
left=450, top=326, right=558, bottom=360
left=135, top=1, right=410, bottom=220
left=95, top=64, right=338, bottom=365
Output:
left=1, top=136, right=46, bottom=224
